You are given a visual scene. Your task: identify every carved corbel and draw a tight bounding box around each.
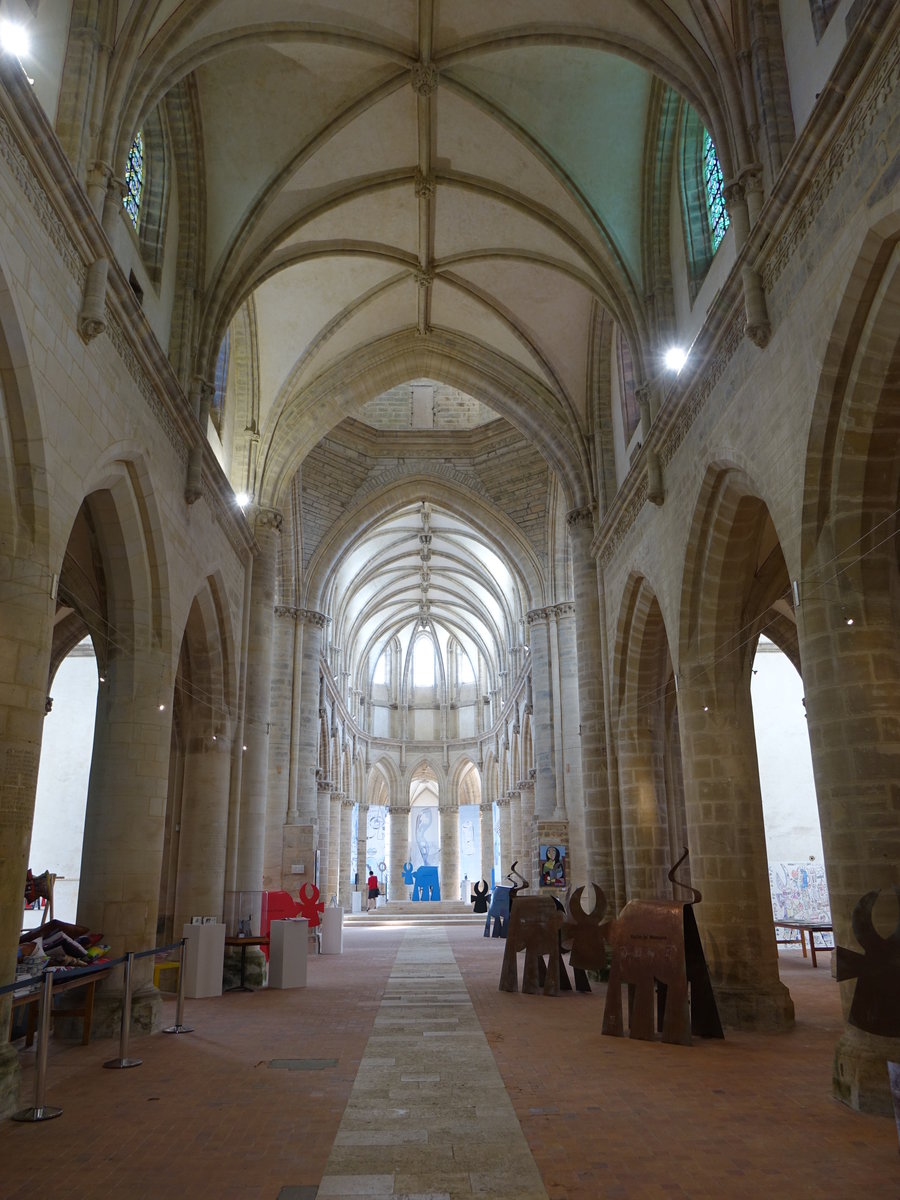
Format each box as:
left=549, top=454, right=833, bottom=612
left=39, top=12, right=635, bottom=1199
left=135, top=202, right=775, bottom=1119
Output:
left=78, top=256, right=109, bottom=342
left=742, top=265, right=771, bottom=348
left=647, top=448, right=664, bottom=506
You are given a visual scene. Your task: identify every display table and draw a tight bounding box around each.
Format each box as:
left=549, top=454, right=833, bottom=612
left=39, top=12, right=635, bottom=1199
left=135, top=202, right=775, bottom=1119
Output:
left=268, top=920, right=307, bottom=988
left=182, top=922, right=226, bottom=997
left=224, top=936, right=270, bottom=992
left=10, top=967, right=112, bottom=1047
left=774, top=921, right=834, bottom=967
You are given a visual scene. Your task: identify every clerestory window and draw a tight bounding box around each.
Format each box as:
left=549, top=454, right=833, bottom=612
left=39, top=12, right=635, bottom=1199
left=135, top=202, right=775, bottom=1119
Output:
left=123, top=131, right=144, bottom=228
left=703, top=129, right=729, bottom=252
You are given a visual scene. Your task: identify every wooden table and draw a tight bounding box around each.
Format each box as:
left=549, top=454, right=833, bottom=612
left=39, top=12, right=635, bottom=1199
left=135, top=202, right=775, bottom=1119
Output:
left=775, top=921, right=834, bottom=967
left=10, top=966, right=112, bottom=1046
left=223, top=936, right=269, bottom=992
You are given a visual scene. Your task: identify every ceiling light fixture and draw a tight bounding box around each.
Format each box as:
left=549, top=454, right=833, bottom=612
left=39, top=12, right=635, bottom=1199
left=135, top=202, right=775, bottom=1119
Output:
left=664, top=346, right=688, bottom=372
left=0, top=20, right=30, bottom=59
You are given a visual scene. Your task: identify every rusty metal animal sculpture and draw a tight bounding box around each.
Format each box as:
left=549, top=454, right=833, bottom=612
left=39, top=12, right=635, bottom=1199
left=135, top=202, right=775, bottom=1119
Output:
left=602, top=849, right=723, bottom=1045
left=835, top=885, right=900, bottom=1037
left=560, top=883, right=610, bottom=993
left=499, top=893, right=565, bottom=995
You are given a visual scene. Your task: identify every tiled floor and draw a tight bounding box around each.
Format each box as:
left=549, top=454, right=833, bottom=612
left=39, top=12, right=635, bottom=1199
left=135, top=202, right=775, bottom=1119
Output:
left=1, top=925, right=897, bottom=1199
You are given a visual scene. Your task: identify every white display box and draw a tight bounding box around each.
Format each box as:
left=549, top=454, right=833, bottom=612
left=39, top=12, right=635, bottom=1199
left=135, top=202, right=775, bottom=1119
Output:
left=182, top=921, right=226, bottom=998
left=320, top=906, right=344, bottom=954
left=350, top=891, right=362, bottom=913
left=268, top=919, right=308, bottom=988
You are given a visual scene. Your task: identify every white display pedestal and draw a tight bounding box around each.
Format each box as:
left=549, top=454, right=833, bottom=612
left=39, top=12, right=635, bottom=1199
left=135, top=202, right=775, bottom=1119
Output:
left=268, top=919, right=308, bottom=988
left=321, top=906, right=343, bottom=954
left=350, top=891, right=362, bottom=914
left=182, top=922, right=226, bottom=998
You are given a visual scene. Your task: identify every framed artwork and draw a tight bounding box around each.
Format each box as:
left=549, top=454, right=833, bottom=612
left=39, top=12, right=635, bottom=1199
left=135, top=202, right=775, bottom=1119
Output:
left=539, top=843, right=567, bottom=888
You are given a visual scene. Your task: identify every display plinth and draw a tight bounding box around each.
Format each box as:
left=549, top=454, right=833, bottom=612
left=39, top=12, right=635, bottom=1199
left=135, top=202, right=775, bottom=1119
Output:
left=182, top=922, right=226, bottom=998
left=268, top=919, right=308, bottom=988
left=321, top=907, right=343, bottom=954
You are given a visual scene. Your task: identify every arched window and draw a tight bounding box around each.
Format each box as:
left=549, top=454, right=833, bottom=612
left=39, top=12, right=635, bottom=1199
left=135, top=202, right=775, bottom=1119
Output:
left=123, top=131, right=144, bottom=228
left=211, top=332, right=230, bottom=434
left=616, top=326, right=640, bottom=442
left=413, top=633, right=435, bottom=688
left=703, top=129, right=729, bottom=252
left=680, top=109, right=730, bottom=300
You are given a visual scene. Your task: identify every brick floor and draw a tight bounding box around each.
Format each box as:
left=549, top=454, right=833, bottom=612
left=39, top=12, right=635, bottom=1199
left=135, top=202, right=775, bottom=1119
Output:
left=0, top=928, right=897, bottom=1199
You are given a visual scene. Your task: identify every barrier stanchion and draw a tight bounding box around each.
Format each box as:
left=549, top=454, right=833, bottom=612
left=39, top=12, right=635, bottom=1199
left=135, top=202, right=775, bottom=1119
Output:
left=13, top=971, right=62, bottom=1122
left=163, top=938, right=193, bottom=1034
left=102, top=952, right=142, bottom=1069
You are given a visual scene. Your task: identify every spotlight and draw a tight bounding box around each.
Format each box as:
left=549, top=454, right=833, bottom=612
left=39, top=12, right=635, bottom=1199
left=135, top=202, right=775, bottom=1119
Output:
left=159, top=704, right=165, bottom=711
left=664, top=346, right=688, bottom=372
left=0, top=20, right=30, bottom=59
left=235, top=492, right=250, bottom=508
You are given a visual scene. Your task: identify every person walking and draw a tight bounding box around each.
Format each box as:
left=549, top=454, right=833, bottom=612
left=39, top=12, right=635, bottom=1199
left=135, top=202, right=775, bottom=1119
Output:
left=366, top=868, right=380, bottom=912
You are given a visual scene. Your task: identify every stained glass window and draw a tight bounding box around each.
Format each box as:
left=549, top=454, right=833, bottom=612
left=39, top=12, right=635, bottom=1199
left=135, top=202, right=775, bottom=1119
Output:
left=123, top=131, right=144, bottom=228
left=703, top=129, right=729, bottom=251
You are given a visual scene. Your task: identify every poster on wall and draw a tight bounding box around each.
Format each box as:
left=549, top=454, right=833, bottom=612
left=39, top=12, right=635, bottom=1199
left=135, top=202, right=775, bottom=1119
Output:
left=539, top=843, right=567, bottom=888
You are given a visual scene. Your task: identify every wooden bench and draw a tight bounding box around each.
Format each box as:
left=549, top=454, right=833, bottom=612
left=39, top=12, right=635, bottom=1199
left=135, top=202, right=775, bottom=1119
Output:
left=775, top=921, right=834, bottom=967
left=9, top=967, right=111, bottom=1047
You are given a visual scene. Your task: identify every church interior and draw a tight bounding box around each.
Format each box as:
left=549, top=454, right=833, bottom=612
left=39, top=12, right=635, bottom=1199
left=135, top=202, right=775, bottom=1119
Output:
left=0, top=1, right=898, bottom=1194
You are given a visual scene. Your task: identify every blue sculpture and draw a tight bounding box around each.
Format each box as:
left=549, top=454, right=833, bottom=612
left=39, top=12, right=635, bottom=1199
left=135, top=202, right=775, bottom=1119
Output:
left=401, top=860, right=415, bottom=885
left=484, top=884, right=513, bottom=937
left=411, top=864, right=441, bottom=901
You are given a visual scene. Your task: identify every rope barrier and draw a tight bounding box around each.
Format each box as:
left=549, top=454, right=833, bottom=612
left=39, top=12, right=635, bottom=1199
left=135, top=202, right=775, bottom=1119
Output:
left=11, top=972, right=62, bottom=1123
left=103, top=952, right=142, bottom=1070
left=4, top=935, right=196, bottom=1118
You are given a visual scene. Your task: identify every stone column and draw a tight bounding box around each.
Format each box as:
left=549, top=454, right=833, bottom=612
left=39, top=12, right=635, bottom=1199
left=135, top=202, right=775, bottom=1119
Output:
left=567, top=508, right=614, bottom=891
left=525, top=608, right=557, bottom=818
left=388, top=806, right=409, bottom=901
left=0, top=558, right=54, bottom=1116
left=339, top=796, right=354, bottom=907
left=508, top=789, right=523, bottom=875
left=295, top=610, right=329, bottom=823
left=798, top=580, right=900, bottom=1114
left=233, top=508, right=281, bottom=911
left=616, top=694, right=672, bottom=902
left=174, top=730, right=232, bottom=932
left=440, top=805, right=459, bottom=901
left=497, top=796, right=512, bottom=877
left=77, top=641, right=175, bottom=1029
left=556, top=602, right=586, bottom=882
left=677, top=660, right=793, bottom=1031
left=316, top=783, right=332, bottom=893
left=356, top=802, right=369, bottom=893
left=327, top=792, right=342, bottom=904
left=518, top=779, right=536, bottom=886
left=479, top=801, right=494, bottom=885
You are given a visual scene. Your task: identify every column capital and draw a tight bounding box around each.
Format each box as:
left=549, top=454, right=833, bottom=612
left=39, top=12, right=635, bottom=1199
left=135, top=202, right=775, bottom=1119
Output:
left=254, top=506, right=283, bottom=534
left=566, top=506, right=595, bottom=532
left=340, top=795, right=355, bottom=810
left=525, top=605, right=553, bottom=626
left=516, top=780, right=534, bottom=793
left=495, top=795, right=510, bottom=809
left=297, top=608, right=330, bottom=628
left=387, top=804, right=408, bottom=816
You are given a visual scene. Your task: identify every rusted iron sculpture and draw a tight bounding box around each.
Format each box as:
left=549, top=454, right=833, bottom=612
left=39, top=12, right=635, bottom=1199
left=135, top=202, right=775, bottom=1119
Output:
left=835, top=885, right=900, bottom=1038
left=472, top=880, right=491, bottom=914
left=499, top=894, right=565, bottom=995
left=602, top=849, right=723, bottom=1045
left=561, top=883, right=610, bottom=993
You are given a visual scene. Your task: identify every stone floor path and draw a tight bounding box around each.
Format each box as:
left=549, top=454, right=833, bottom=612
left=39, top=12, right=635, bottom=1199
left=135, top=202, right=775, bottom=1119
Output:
left=318, top=928, right=547, bottom=1200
